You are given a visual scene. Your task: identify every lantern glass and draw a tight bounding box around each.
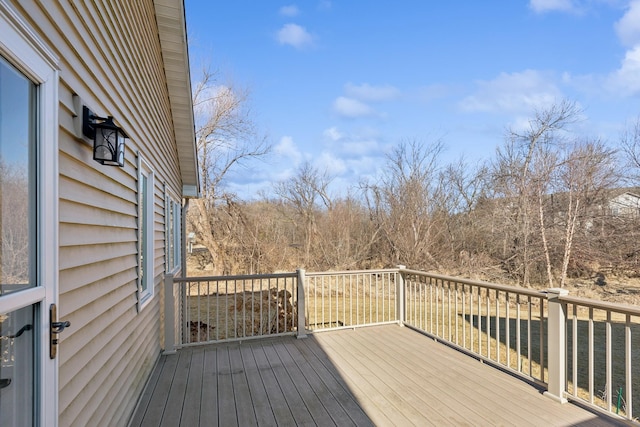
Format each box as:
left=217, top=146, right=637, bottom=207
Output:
left=93, top=117, right=125, bottom=167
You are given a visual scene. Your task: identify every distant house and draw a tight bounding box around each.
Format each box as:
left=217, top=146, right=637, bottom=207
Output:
left=0, top=1, right=198, bottom=425
left=607, top=190, right=640, bottom=217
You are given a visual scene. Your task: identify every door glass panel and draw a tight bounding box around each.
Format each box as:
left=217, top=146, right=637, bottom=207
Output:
left=0, top=56, right=35, bottom=295
left=0, top=56, right=37, bottom=426
left=0, top=305, right=34, bottom=426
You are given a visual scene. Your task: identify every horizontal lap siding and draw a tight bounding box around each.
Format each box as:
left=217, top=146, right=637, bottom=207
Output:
left=9, top=1, right=185, bottom=426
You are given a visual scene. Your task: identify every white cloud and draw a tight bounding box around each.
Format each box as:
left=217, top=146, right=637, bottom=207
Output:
left=529, top=0, right=578, bottom=13
left=344, top=83, right=400, bottom=102
left=615, top=0, right=640, bottom=47
left=279, top=5, right=300, bottom=17
left=323, top=126, right=343, bottom=141
left=332, top=96, right=376, bottom=118
left=316, top=151, right=346, bottom=175
left=276, top=23, right=314, bottom=49
left=274, top=136, right=303, bottom=164
left=607, top=45, right=640, bottom=95
left=341, top=139, right=381, bottom=157
left=460, top=70, right=562, bottom=113
left=322, top=126, right=385, bottom=158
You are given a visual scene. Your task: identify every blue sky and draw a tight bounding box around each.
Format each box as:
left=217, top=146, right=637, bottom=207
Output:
left=185, top=0, right=640, bottom=199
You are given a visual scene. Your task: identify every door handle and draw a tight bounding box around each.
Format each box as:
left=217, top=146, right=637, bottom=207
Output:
left=50, top=304, right=70, bottom=359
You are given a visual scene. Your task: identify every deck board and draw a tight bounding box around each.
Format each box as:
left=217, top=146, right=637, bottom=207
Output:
left=282, top=340, right=363, bottom=426
left=140, top=353, right=178, bottom=427
left=229, top=345, right=257, bottom=427
left=164, top=350, right=193, bottom=426
left=292, top=338, right=373, bottom=426
left=262, top=342, right=317, bottom=425
left=131, top=325, right=626, bottom=426
left=198, top=347, right=217, bottom=427
left=239, top=345, right=278, bottom=427
left=251, top=343, right=297, bottom=426
left=215, top=347, right=237, bottom=426
left=180, top=347, right=204, bottom=427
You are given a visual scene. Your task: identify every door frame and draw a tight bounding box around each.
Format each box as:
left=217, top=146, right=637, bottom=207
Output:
left=0, top=2, right=59, bottom=426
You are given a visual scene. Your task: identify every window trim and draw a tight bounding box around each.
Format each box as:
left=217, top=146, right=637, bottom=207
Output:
left=0, top=3, right=59, bottom=425
left=164, top=186, right=182, bottom=275
left=137, top=154, right=154, bottom=310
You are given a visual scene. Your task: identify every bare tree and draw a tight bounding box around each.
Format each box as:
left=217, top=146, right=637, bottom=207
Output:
left=621, top=115, right=640, bottom=185
left=187, top=67, right=271, bottom=274
left=273, top=162, right=332, bottom=267
left=491, top=100, right=581, bottom=286
left=193, top=67, right=270, bottom=202
left=364, top=138, right=447, bottom=269
left=555, top=139, right=618, bottom=286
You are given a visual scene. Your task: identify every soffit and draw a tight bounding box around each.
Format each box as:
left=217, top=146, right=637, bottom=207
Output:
left=154, top=0, right=200, bottom=197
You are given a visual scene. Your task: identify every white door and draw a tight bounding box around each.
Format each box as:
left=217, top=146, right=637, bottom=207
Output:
left=0, top=4, right=59, bottom=426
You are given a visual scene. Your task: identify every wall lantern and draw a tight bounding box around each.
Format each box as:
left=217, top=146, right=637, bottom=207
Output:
left=82, top=106, right=127, bottom=167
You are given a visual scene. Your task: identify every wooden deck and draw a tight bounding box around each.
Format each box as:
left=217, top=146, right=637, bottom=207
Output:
left=130, top=325, right=625, bottom=426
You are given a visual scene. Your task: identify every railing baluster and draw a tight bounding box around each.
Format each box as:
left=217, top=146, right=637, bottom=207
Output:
left=496, top=290, right=500, bottom=363
left=435, top=279, right=439, bottom=337
left=506, top=291, right=510, bottom=368
left=447, top=282, right=452, bottom=342
left=349, top=274, right=353, bottom=326
left=572, top=304, right=577, bottom=398
left=342, top=274, right=346, bottom=326
left=516, top=294, right=521, bottom=374
left=478, top=287, right=482, bottom=356
left=486, top=288, right=491, bottom=360
left=606, top=310, right=612, bottom=412
left=322, top=275, right=326, bottom=329
left=625, top=313, right=632, bottom=419
left=589, top=307, right=594, bottom=404
left=206, top=280, right=211, bottom=341
left=455, top=283, right=459, bottom=345
left=443, top=281, right=446, bottom=338
left=462, top=284, right=466, bottom=349
left=539, top=298, right=545, bottom=383
left=375, top=273, right=379, bottom=324
left=355, top=274, right=359, bottom=326
left=527, top=296, right=532, bottom=378
left=430, top=278, right=434, bottom=333
left=470, top=285, right=474, bottom=353
left=297, top=269, right=306, bottom=338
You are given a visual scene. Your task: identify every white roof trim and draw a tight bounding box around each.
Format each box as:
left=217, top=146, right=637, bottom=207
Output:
left=154, top=0, right=200, bottom=198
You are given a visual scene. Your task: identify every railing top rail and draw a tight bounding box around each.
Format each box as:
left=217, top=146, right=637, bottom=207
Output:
left=174, top=271, right=298, bottom=283
left=399, top=268, right=546, bottom=298
left=559, top=294, right=640, bottom=317
left=305, top=268, right=398, bottom=277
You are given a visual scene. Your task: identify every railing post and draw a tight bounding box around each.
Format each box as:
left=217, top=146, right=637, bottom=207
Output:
left=396, top=265, right=406, bottom=326
left=296, top=269, right=307, bottom=339
left=163, top=273, right=176, bottom=354
left=544, top=288, right=568, bottom=403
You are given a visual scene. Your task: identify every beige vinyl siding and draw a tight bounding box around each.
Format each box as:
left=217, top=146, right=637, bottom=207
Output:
left=6, top=1, right=187, bottom=425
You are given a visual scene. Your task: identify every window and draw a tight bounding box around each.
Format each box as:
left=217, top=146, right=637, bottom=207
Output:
left=137, top=155, right=154, bottom=309
left=165, top=188, right=181, bottom=274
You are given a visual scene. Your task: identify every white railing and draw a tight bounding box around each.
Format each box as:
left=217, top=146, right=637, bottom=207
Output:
left=304, top=269, right=399, bottom=331
left=557, top=294, right=640, bottom=421
left=164, top=267, right=639, bottom=422
left=399, top=269, right=639, bottom=422
left=401, top=269, right=549, bottom=385
left=164, top=271, right=306, bottom=348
